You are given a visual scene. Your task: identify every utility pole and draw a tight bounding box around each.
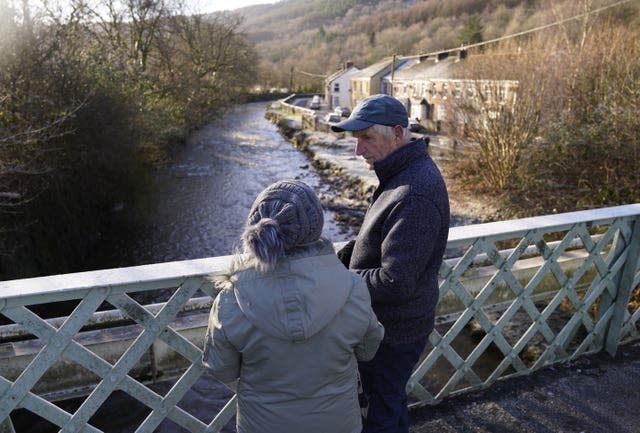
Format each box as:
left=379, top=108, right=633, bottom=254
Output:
left=290, top=66, right=294, bottom=92
left=390, top=54, right=396, bottom=96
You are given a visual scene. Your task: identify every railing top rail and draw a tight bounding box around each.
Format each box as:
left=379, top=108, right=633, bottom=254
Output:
left=447, top=203, right=640, bottom=246
left=2, top=204, right=639, bottom=303
left=0, top=255, right=231, bottom=305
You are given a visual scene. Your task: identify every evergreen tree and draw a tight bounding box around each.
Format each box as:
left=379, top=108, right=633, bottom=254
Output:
left=459, top=16, right=484, bottom=46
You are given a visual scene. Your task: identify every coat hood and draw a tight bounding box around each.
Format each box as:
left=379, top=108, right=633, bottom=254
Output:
left=222, top=239, right=354, bottom=342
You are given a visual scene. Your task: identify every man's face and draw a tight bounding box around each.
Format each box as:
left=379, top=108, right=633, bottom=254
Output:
left=352, top=125, right=402, bottom=170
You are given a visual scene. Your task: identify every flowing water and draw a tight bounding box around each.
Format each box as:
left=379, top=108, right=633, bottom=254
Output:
left=94, top=101, right=353, bottom=271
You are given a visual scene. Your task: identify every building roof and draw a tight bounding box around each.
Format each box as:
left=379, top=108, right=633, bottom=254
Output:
left=392, top=56, right=464, bottom=81
left=326, top=65, right=360, bottom=83
left=352, top=58, right=394, bottom=79
left=381, top=59, right=416, bottom=81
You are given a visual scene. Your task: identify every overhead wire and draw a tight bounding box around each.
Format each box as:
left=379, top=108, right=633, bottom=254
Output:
left=401, top=0, right=636, bottom=60
left=291, top=0, right=636, bottom=78
left=294, top=69, right=327, bottom=78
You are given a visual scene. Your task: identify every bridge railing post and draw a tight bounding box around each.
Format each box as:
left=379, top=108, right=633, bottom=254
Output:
left=605, top=216, right=640, bottom=355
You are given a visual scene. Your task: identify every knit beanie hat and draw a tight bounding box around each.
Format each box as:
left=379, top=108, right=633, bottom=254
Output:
left=243, top=180, right=324, bottom=271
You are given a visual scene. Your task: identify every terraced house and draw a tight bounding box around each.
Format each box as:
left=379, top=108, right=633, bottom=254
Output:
left=332, top=49, right=518, bottom=135
left=390, top=50, right=518, bottom=134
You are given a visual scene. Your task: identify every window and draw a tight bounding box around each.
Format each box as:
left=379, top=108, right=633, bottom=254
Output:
left=334, top=82, right=340, bottom=92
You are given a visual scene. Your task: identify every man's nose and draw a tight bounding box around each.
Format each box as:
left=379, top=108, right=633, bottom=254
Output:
left=355, top=139, right=365, bottom=156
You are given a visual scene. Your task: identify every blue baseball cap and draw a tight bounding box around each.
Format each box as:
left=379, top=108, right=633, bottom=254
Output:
left=331, top=94, right=408, bottom=132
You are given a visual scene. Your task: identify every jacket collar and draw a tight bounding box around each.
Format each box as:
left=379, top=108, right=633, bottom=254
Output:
left=373, top=138, right=426, bottom=183
left=212, top=237, right=336, bottom=289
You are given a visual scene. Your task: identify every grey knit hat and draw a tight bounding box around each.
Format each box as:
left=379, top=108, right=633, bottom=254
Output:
left=246, top=180, right=324, bottom=250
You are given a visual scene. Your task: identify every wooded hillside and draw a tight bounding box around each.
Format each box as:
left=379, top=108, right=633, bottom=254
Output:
left=228, top=0, right=639, bottom=90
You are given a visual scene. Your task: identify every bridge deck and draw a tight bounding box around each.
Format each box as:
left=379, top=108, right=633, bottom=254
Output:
left=409, top=339, right=640, bottom=433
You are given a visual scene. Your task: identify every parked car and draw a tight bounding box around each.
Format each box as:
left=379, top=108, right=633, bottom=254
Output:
left=324, top=113, right=342, bottom=123
left=334, top=106, right=351, bottom=117
left=408, top=118, right=427, bottom=133
left=309, top=95, right=321, bottom=110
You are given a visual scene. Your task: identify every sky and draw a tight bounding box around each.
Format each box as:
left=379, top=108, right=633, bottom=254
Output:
left=12, top=1, right=280, bottom=19
left=190, top=0, right=279, bottom=13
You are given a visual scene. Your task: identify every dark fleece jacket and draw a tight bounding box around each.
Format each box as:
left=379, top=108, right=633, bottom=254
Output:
left=349, top=138, right=450, bottom=344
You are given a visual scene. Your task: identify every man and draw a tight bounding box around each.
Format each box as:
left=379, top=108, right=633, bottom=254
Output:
left=331, top=94, right=450, bottom=433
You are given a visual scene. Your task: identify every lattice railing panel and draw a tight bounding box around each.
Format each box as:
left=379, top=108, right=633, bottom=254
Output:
left=0, top=258, right=236, bottom=433
left=407, top=205, right=640, bottom=407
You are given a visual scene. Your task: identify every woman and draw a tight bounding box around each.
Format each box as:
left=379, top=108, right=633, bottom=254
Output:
left=202, top=179, right=383, bottom=433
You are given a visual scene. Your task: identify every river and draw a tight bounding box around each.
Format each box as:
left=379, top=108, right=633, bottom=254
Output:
left=93, top=101, right=353, bottom=271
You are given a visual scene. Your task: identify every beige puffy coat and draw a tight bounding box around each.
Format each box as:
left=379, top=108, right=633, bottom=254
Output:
left=203, top=238, right=383, bottom=433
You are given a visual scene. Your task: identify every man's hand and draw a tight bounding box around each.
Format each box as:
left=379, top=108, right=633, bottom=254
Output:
left=337, top=240, right=355, bottom=268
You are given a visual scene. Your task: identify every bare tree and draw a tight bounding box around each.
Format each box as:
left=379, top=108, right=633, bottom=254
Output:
left=155, top=12, right=258, bottom=129
left=82, top=0, right=179, bottom=73
left=1, top=0, right=259, bottom=277
left=453, top=41, right=548, bottom=192
left=535, top=22, right=640, bottom=210
left=0, top=2, right=82, bottom=207
left=452, top=17, right=640, bottom=213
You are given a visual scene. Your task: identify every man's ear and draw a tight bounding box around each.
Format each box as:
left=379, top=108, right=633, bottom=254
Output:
left=393, top=125, right=404, bottom=142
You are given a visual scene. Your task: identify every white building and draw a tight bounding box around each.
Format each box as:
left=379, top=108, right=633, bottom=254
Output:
left=324, top=62, right=360, bottom=110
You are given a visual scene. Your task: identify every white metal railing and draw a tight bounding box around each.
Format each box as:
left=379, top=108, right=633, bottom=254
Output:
left=1, top=204, right=639, bottom=432
left=408, top=203, right=640, bottom=406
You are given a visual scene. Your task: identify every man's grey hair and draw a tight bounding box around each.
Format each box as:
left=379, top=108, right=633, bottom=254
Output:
left=372, top=124, right=411, bottom=141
